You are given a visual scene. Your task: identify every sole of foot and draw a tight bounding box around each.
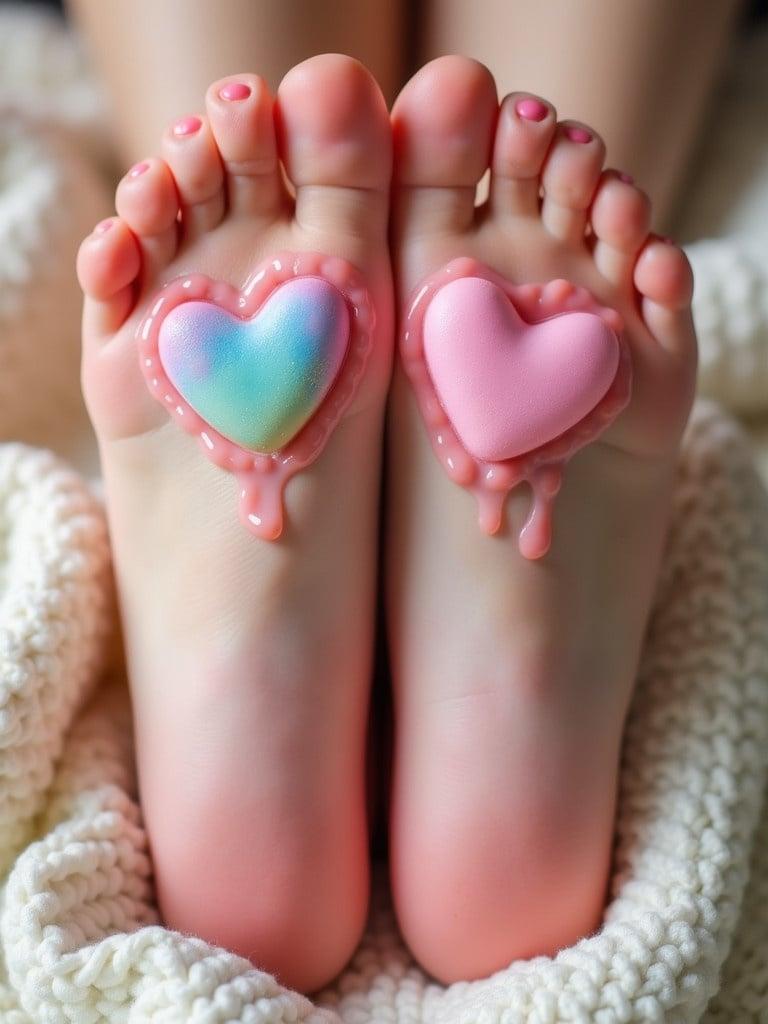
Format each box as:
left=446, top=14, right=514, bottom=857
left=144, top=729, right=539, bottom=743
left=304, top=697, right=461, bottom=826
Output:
left=77, top=55, right=393, bottom=993
left=386, top=56, right=696, bottom=984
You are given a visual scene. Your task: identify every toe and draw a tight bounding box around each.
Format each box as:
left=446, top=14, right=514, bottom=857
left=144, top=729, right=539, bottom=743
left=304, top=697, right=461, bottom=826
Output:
left=634, top=237, right=694, bottom=313
left=276, top=54, right=391, bottom=239
left=77, top=217, right=141, bottom=336
left=540, top=120, right=605, bottom=244
left=205, top=73, right=285, bottom=220
left=634, top=236, right=696, bottom=356
left=392, top=56, right=497, bottom=234
left=629, top=237, right=697, bottom=445
left=161, top=113, right=225, bottom=241
left=489, top=93, right=556, bottom=218
left=115, top=157, right=179, bottom=280
left=590, top=171, right=651, bottom=286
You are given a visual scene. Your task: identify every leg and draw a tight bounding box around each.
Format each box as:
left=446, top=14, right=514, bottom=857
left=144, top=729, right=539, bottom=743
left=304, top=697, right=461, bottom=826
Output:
left=68, top=0, right=403, bottom=163
left=419, top=0, right=742, bottom=227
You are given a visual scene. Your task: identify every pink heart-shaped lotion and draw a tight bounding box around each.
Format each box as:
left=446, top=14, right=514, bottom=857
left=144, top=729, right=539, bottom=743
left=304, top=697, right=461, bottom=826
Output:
left=423, top=277, right=620, bottom=462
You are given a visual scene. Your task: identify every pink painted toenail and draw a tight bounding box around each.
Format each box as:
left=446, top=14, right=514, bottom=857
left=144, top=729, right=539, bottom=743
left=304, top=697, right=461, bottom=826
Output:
left=128, top=161, right=150, bottom=178
left=515, top=98, right=548, bottom=122
left=219, top=82, right=251, bottom=101
left=94, top=219, right=113, bottom=234
left=618, top=171, right=634, bottom=184
left=173, top=116, right=202, bottom=137
left=565, top=126, right=591, bottom=144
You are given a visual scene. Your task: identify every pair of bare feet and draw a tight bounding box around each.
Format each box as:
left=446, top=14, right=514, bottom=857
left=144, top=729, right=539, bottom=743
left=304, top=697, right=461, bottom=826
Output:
left=76, top=54, right=696, bottom=993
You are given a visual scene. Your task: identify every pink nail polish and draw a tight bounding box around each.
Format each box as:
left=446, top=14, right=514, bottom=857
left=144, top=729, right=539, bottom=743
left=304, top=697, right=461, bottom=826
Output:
left=173, top=115, right=202, bottom=137
left=565, top=126, right=591, bottom=144
left=515, top=98, right=548, bottom=122
left=618, top=171, right=634, bottom=184
left=128, top=161, right=150, bottom=178
left=94, top=219, right=113, bottom=234
left=219, top=82, right=251, bottom=101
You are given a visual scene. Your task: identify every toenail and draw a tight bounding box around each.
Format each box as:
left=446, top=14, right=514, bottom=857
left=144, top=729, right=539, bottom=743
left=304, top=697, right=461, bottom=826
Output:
left=515, top=98, right=548, bottom=122
left=565, top=126, right=591, bottom=144
left=173, top=116, right=202, bottom=137
left=661, top=236, right=676, bottom=245
left=618, top=171, right=634, bottom=184
left=128, top=161, right=150, bottom=178
left=94, top=219, right=114, bottom=234
left=219, top=82, right=251, bottom=101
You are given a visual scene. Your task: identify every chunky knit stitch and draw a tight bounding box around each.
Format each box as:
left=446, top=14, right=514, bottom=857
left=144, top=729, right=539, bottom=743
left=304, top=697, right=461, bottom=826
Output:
left=0, top=402, right=766, bottom=1024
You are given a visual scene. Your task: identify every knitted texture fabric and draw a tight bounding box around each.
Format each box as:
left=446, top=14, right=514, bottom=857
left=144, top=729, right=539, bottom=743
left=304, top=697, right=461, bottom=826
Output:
left=0, top=401, right=766, bottom=1024
left=703, top=796, right=768, bottom=1023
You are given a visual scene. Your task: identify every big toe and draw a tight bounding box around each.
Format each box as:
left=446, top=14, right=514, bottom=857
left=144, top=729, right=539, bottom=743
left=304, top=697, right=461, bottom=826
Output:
left=392, top=55, right=498, bottom=234
left=276, top=53, right=391, bottom=238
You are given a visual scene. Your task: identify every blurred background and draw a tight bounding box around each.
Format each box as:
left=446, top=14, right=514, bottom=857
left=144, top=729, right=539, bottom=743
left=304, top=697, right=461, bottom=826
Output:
left=0, top=0, right=766, bottom=480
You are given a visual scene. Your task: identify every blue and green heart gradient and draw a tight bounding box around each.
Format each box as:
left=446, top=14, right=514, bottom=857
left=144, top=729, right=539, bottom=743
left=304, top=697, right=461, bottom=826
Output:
left=158, top=276, right=350, bottom=453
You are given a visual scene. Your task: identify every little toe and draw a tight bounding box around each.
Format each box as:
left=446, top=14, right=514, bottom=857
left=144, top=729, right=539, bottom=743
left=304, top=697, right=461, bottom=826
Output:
left=634, top=237, right=696, bottom=353
left=205, top=73, right=285, bottom=220
left=391, top=55, right=498, bottom=235
left=591, top=171, right=651, bottom=286
left=625, top=236, right=698, bottom=447
left=77, top=217, right=141, bottom=337
left=161, top=113, right=225, bottom=241
left=115, top=157, right=179, bottom=281
left=541, top=120, right=606, bottom=244
left=489, top=93, right=556, bottom=218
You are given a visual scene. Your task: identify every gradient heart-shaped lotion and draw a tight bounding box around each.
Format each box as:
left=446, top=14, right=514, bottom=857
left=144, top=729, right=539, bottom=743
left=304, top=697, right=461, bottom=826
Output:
left=158, top=277, right=349, bottom=454
left=401, top=259, right=631, bottom=559
left=138, top=252, right=374, bottom=540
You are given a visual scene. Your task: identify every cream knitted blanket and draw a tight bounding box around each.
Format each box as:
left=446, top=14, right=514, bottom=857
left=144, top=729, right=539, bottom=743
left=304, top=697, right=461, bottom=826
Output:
left=2, top=8, right=768, bottom=1023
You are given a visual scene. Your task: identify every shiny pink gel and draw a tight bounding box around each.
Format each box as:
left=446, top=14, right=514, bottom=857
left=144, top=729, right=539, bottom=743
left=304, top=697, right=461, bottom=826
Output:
left=401, top=259, right=630, bottom=559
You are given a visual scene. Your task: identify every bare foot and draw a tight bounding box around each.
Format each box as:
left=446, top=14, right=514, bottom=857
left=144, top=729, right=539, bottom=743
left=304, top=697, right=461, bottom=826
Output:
left=76, top=55, right=393, bottom=993
left=386, top=57, right=696, bottom=983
